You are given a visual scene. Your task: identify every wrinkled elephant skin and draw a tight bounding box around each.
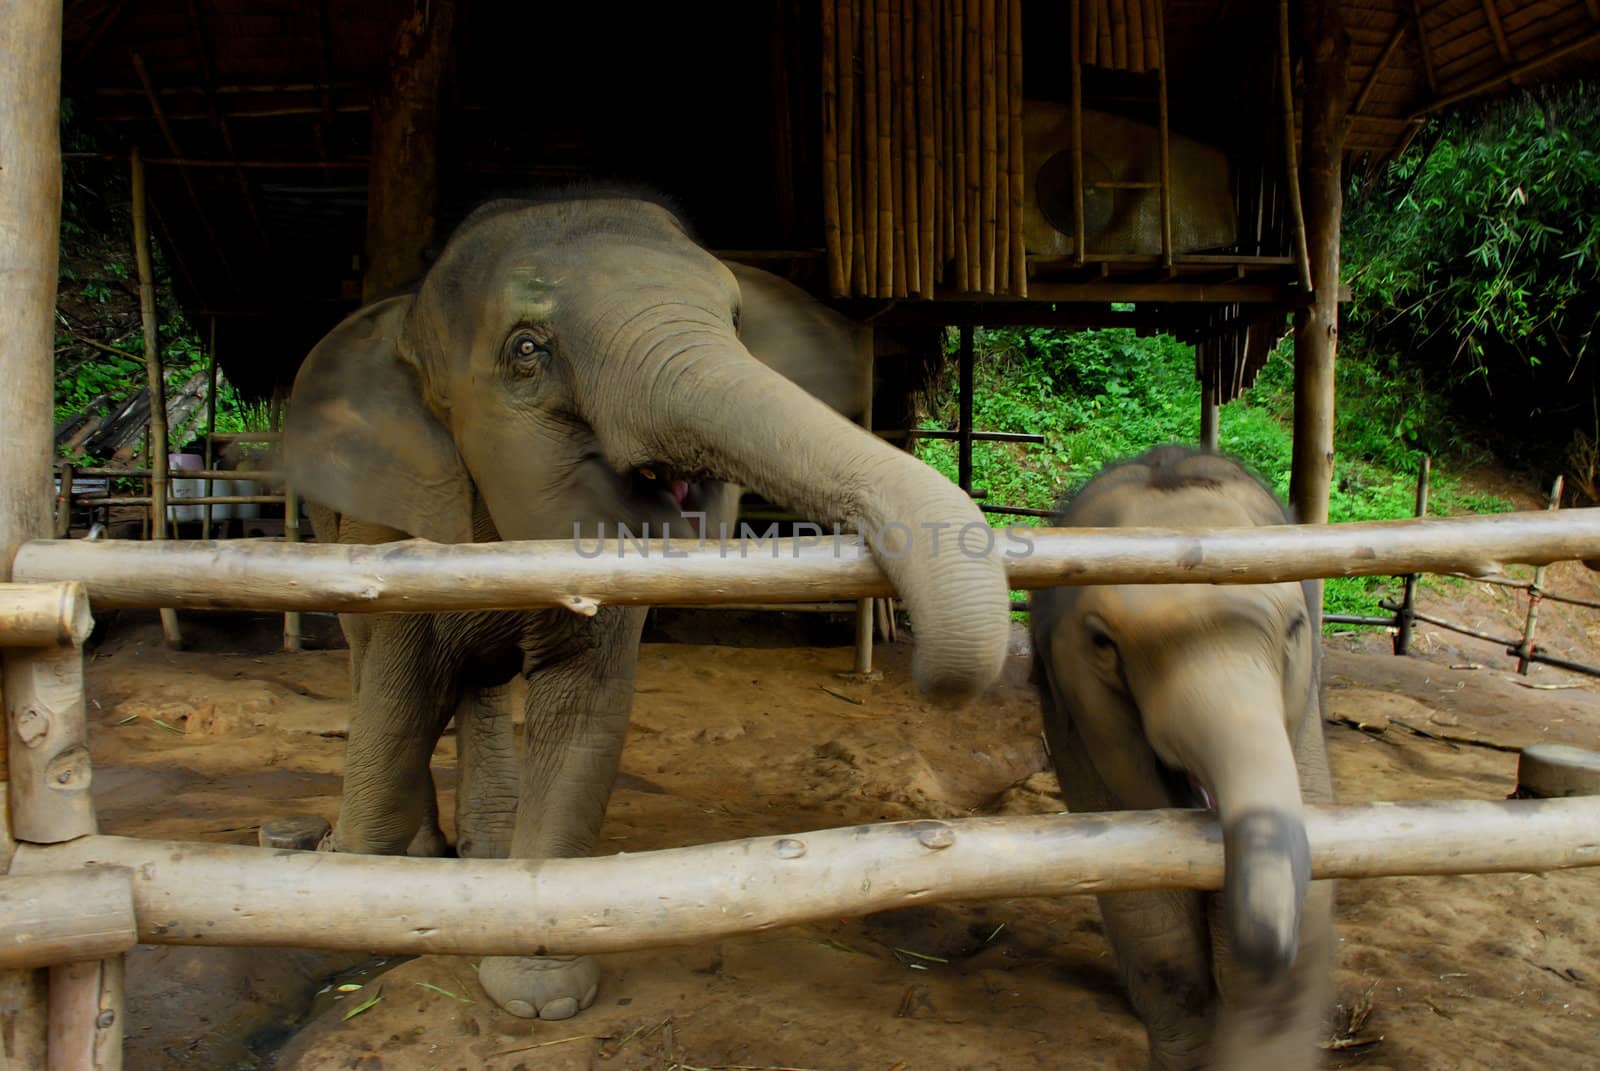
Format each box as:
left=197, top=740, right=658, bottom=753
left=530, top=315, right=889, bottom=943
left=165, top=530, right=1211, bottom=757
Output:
left=282, top=194, right=1011, bottom=1019
left=1030, top=445, right=1335, bottom=1071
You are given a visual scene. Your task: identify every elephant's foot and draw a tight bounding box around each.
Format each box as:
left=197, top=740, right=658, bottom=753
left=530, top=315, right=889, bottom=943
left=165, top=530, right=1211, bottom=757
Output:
left=405, top=820, right=454, bottom=858
left=477, top=954, right=599, bottom=1020
left=258, top=815, right=332, bottom=851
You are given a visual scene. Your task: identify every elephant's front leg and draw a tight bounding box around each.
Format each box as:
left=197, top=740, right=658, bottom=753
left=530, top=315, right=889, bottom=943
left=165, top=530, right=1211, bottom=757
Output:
left=325, top=614, right=458, bottom=855
left=476, top=606, right=648, bottom=1021
left=452, top=683, right=518, bottom=859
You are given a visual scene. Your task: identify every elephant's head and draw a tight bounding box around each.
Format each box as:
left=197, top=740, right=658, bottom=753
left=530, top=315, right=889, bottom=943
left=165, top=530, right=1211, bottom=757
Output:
left=1032, top=447, right=1320, bottom=980
left=284, top=194, right=1009, bottom=703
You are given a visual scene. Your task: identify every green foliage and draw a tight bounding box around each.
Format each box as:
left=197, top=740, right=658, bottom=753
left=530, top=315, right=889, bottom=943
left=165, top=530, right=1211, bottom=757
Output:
left=1346, top=83, right=1600, bottom=377
left=911, top=324, right=1511, bottom=628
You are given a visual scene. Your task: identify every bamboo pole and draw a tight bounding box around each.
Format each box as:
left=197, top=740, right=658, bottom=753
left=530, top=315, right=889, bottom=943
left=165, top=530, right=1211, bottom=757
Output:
left=917, top=0, right=937, bottom=297
left=994, top=0, right=1010, bottom=293
left=1096, top=0, right=1112, bottom=66
left=0, top=870, right=137, bottom=971
left=934, top=0, right=948, bottom=281
left=862, top=0, right=881, bottom=293
left=1393, top=456, right=1431, bottom=656
left=0, top=0, right=66, bottom=1056
left=11, top=796, right=1600, bottom=958
left=960, top=0, right=972, bottom=288
left=1155, top=11, right=1173, bottom=273
left=951, top=0, right=970, bottom=291
left=979, top=0, right=998, bottom=292
left=1072, top=0, right=1087, bottom=266
left=15, top=512, right=1600, bottom=619
left=1516, top=475, right=1564, bottom=674
left=822, top=0, right=845, bottom=296
left=838, top=0, right=856, bottom=296
left=201, top=317, right=217, bottom=539
left=889, top=0, right=908, bottom=299
left=1143, top=0, right=1160, bottom=69
left=900, top=0, right=919, bottom=297
left=845, top=0, right=866, bottom=295
left=1516, top=745, right=1600, bottom=799
left=52, top=465, right=73, bottom=541
left=1007, top=0, right=1025, bottom=296
left=131, top=147, right=183, bottom=650
left=0, top=584, right=92, bottom=650
left=875, top=0, right=894, bottom=296
left=4, top=646, right=95, bottom=844
left=1278, top=0, right=1313, bottom=294
left=1110, top=0, right=1127, bottom=68
left=283, top=485, right=303, bottom=653
left=1126, top=0, right=1145, bottom=73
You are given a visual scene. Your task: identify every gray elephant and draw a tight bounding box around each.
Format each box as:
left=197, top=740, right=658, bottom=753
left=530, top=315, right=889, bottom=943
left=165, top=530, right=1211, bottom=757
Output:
left=1029, top=446, right=1334, bottom=1071
left=281, top=191, right=1011, bottom=1021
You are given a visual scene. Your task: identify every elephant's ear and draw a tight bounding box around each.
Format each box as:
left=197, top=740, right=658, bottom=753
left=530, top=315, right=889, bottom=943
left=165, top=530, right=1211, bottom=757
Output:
left=724, top=260, right=872, bottom=423
left=283, top=296, right=474, bottom=544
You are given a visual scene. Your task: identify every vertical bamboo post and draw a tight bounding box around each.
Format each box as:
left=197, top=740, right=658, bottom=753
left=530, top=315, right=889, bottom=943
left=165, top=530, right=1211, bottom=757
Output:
left=1070, top=0, right=1087, bottom=266
left=917, top=0, right=937, bottom=297
left=52, top=465, right=73, bottom=541
left=0, top=0, right=65, bottom=1058
left=1278, top=0, right=1313, bottom=293
left=201, top=317, right=217, bottom=540
left=1288, top=0, right=1348, bottom=538
left=131, top=147, right=183, bottom=650
left=951, top=0, right=970, bottom=291
left=1515, top=475, right=1564, bottom=674
left=1199, top=345, right=1220, bottom=451
left=853, top=369, right=876, bottom=674
left=862, top=0, right=881, bottom=293
left=900, top=0, right=919, bottom=297
left=283, top=484, right=303, bottom=653
left=1154, top=10, right=1173, bottom=274
left=1006, top=0, right=1026, bottom=297
left=875, top=0, right=894, bottom=296
left=958, top=326, right=975, bottom=492
left=844, top=1, right=866, bottom=295
left=822, top=0, right=845, bottom=296
left=1392, top=455, right=1430, bottom=656
left=960, top=0, right=972, bottom=288
left=994, top=0, right=1010, bottom=294
left=889, top=0, right=907, bottom=299
left=979, top=0, right=998, bottom=292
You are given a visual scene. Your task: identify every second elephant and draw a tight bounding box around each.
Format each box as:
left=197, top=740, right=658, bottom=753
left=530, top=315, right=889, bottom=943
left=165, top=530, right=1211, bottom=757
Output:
left=1030, top=446, right=1335, bottom=1071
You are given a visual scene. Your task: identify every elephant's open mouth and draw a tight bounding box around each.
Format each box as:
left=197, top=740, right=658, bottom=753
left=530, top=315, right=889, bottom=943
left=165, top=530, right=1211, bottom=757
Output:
left=629, top=464, right=715, bottom=509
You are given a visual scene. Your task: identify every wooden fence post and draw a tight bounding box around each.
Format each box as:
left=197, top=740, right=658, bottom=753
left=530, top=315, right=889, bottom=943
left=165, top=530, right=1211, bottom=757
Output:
left=130, top=147, right=182, bottom=650
left=1515, top=474, right=1564, bottom=674
left=0, top=0, right=68, bottom=1059
left=1393, top=455, right=1431, bottom=655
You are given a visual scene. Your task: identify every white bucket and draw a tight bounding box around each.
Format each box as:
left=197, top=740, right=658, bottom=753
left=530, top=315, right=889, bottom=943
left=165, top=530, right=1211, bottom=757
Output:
left=168, top=454, right=204, bottom=523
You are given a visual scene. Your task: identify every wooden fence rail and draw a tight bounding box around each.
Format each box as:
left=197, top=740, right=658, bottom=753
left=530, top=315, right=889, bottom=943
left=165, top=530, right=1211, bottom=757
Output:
left=12, top=508, right=1600, bottom=613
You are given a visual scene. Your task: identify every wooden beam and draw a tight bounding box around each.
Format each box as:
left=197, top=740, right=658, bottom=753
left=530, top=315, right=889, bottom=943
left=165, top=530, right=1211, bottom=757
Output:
left=1479, top=0, right=1517, bottom=83
left=1413, top=27, right=1600, bottom=116
left=1290, top=0, right=1349, bottom=530
left=0, top=584, right=92, bottom=649
left=12, top=797, right=1600, bottom=957
left=361, top=0, right=455, bottom=302
left=0, top=0, right=66, bottom=1052
left=13, top=509, right=1600, bottom=612
left=1350, top=21, right=1409, bottom=118
left=129, top=53, right=236, bottom=297
left=1412, top=0, right=1438, bottom=96
left=0, top=870, right=136, bottom=971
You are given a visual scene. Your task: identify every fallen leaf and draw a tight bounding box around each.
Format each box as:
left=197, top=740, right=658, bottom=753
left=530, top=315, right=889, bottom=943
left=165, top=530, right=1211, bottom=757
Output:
left=414, top=981, right=473, bottom=1003
left=342, top=986, right=382, bottom=1021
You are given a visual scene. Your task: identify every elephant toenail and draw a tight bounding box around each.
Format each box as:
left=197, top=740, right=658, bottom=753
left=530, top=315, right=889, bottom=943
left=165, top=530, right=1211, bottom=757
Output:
left=503, top=999, right=535, bottom=1018
left=582, top=983, right=598, bottom=1007
left=539, top=996, right=579, bottom=1020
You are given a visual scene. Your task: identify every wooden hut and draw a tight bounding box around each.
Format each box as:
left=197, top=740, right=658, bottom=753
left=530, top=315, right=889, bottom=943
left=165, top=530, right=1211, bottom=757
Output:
left=48, top=0, right=1600, bottom=523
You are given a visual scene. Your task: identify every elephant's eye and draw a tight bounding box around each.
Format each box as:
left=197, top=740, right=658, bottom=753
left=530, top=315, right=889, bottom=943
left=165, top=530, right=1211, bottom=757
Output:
left=731, top=308, right=742, bottom=331
left=1287, top=613, right=1308, bottom=640
left=507, top=332, right=550, bottom=375
left=1089, top=629, right=1116, bottom=653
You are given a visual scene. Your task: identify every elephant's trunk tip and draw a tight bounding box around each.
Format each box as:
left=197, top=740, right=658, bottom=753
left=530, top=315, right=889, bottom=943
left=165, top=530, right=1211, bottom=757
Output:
left=909, top=640, right=1008, bottom=709
left=1223, top=808, right=1312, bottom=982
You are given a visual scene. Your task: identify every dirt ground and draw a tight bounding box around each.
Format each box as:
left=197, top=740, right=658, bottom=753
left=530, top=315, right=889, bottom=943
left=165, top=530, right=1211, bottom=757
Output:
left=81, top=549, right=1600, bottom=1071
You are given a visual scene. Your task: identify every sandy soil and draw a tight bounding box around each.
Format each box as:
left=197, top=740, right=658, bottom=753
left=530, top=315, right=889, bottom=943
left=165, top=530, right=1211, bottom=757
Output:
left=80, top=554, right=1600, bottom=1071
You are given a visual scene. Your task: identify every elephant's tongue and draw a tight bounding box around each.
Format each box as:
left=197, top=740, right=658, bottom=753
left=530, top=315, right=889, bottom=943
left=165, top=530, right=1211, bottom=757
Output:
left=667, top=478, right=690, bottom=507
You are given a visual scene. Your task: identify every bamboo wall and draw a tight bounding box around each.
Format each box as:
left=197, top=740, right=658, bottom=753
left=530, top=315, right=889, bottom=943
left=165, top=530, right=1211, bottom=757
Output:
left=821, top=0, right=1027, bottom=299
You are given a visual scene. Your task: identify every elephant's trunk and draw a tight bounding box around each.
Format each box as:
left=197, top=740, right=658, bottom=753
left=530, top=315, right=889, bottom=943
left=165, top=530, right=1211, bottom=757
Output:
left=588, top=311, right=1011, bottom=705
left=1137, top=661, right=1310, bottom=982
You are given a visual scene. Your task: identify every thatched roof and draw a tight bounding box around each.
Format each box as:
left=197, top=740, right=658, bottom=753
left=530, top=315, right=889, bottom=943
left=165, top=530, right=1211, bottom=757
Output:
left=57, top=0, right=1599, bottom=400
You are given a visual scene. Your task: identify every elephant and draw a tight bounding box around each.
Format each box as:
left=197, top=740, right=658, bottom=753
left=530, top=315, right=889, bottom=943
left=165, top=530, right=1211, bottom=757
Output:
left=1029, top=446, right=1334, bottom=1071
left=281, top=190, right=1012, bottom=1021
